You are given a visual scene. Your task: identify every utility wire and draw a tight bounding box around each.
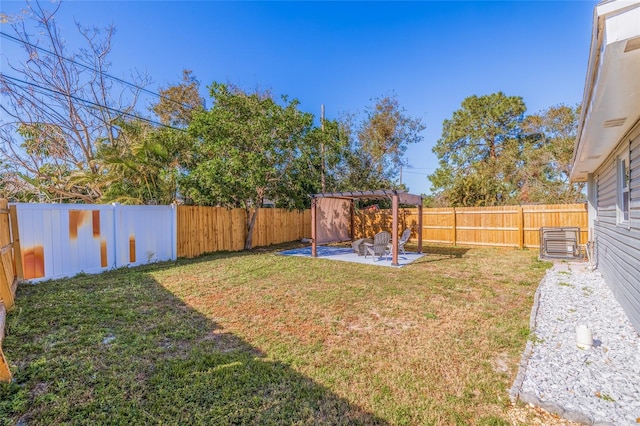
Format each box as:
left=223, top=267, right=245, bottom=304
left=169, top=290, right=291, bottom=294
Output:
left=402, top=170, right=432, bottom=175
left=0, top=31, right=191, bottom=109
left=1, top=72, right=185, bottom=131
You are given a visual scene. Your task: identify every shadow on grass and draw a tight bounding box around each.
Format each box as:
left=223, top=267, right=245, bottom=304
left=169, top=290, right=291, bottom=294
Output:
left=404, top=244, right=470, bottom=263
left=0, top=262, right=387, bottom=425
left=155, top=240, right=311, bottom=270
left=176, top=241, right=469, bottom=268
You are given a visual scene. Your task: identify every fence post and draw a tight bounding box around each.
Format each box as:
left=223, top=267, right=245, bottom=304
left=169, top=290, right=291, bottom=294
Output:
left=452, top=208, right=457, bottom=245
left=0, top=303, right=11, bottom=382
left=8, top=206, right=22, bottom=280
left=0, top=201, right=15, bottom=311
left=1, top=200, right=15, bottom=383
left=171, top=203, right=178, bottom=260
left=518, top=206, right=524, bottom=249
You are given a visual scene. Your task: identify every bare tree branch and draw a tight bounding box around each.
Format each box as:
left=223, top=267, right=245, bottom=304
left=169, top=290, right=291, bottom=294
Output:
left=0, top=0, right=150, bottom=202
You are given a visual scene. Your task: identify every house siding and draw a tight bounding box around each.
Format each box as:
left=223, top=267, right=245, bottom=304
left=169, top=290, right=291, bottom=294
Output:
left=594, top=132, right=640, bottom=332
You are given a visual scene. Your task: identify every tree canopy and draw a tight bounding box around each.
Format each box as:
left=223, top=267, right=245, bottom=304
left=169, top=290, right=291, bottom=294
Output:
left=184, top=83, right=316, bottom=248
left=429, top=93, right=584, bottom=206
left=518, top=105, right=585, bottom=203
left=92, top=122, right=186, bottom=205
left=335, top=95, right=425, bottom=193
left=151, top=70, right=204, bottom=128
left=429, top=92, right=526, bottom=206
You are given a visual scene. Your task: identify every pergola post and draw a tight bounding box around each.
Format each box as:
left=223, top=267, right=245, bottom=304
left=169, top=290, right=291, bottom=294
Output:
left=350, top=200, right=355, bottom=241
left=391, top=194, right=399, bottom=266
left=311, top=198, right=317, bottom=257
left=417, top=203, right=423, bottom=254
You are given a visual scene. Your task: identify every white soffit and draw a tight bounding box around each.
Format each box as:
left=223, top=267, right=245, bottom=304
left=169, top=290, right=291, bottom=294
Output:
left=571, top=0, right=640, bottom=182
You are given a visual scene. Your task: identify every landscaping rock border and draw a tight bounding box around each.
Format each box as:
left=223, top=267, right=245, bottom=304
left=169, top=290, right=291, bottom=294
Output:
left=510, top=262, right=640, bottom=425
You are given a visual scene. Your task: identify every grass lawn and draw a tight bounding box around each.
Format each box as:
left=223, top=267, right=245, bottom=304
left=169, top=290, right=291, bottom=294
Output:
left=0, top=243, right=552, bottom=425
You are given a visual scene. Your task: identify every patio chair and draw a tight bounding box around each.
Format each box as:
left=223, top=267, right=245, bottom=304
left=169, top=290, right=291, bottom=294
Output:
left=351, top=238, right=374, bottom=256
left=397, top=228, right=411, bottom=255
left=364, top=231, right=391, bottom=261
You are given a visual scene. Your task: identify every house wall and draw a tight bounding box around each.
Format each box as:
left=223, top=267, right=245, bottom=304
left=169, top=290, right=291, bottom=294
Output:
left=594, top=128, right=640, bottom=332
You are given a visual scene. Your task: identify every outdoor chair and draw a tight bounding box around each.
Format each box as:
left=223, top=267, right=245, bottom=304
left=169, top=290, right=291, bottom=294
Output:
left=364, top=231, right=391, bottom=261
left=397, top=228, right=411, bottom=255
left=352, top=238, right=374, bottom=256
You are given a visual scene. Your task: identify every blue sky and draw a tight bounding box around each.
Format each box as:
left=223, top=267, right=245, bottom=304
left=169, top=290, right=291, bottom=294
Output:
left=1, top=1, right=596, bottom=195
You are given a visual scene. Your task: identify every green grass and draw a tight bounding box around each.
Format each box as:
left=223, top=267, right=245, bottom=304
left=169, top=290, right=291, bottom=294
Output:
left=1, top=243, right=552, bottom=425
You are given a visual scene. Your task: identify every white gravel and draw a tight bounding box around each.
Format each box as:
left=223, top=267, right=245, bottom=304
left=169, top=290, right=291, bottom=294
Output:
left=511, top=262, right=640, bottom=425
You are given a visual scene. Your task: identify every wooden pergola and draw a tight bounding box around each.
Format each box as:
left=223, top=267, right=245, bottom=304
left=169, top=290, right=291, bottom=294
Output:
left=310, top=190, right=423, bottom=266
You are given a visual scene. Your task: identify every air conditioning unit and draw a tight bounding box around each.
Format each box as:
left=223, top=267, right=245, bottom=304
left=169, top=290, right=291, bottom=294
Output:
left=539, top=227, right=581, bottom=260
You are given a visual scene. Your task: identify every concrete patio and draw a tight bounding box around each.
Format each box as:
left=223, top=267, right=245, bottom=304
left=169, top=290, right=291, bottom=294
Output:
left=279, top=245, right=425, bottom=267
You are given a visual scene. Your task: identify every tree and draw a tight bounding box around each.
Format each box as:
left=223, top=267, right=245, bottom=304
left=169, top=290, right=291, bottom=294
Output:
left=90, top=121, right=186, bottom=205
left=519, top=104, right=585, bottom=203
left=333, top=112, right=392, bottom=192
left=60, top=70, right=201, bottom=205
left=282, top=118, right=348, bottom=203
left=0, top=1, right=150, bottom=202
left=0, top=160, right=39, bottom=201
left=151, top=69, right=204, bottom=127
left=358, top=96, right=425, bottom=175
left=336, top=95, right=424, bottom=192
left=429, top=92, right=526, bottom=206
left=430, top=94, right=585, bottom=206
left=185, top=83, right=315, bottom=249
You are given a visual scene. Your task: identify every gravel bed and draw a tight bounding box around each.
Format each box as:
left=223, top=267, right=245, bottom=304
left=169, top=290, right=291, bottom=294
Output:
left=511, top=262, right=640, bottom=425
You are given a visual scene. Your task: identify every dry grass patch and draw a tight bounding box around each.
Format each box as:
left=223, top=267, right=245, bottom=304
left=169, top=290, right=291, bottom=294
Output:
left=1, top=243, right=554, bottom=425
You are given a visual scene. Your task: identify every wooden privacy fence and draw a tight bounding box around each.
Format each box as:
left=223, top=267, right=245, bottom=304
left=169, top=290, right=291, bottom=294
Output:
left=0, top=199, right=19, bottom=382
left=357, top=204, right=588, bottom=248
left=252, top=208, right=311, bottom=248
left=177, top=206, right=311, bottom=258
left=177, top=207, right=246, bottom=257
left=7, top=202, right=587, bottom=271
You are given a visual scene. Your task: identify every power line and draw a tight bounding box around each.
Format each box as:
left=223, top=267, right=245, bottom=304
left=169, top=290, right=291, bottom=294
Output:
left=1, top=72, right=185, bottom=131
left=402, top=170, right=432, bottom=176
left=0, top=31, right=191, bottom=109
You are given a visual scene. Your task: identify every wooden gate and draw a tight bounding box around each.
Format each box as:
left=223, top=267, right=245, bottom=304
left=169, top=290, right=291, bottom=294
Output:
left=0, top=199, right=20, bottom=382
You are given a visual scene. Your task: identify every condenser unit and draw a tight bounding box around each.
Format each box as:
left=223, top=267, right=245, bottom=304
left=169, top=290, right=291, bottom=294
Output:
left=539, top=227, right=581, bottom=260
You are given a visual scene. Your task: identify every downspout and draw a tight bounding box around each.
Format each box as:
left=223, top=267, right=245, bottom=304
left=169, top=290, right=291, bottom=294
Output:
left=587, top=173, right=596, bottom=242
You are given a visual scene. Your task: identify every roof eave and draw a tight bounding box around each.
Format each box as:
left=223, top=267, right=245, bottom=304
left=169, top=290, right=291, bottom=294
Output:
left=571, top=0, right=640, bottom=183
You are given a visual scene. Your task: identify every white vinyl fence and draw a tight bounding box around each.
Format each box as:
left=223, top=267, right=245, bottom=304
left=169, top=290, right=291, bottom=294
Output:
left=13, top=203, right=177, bottom=282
